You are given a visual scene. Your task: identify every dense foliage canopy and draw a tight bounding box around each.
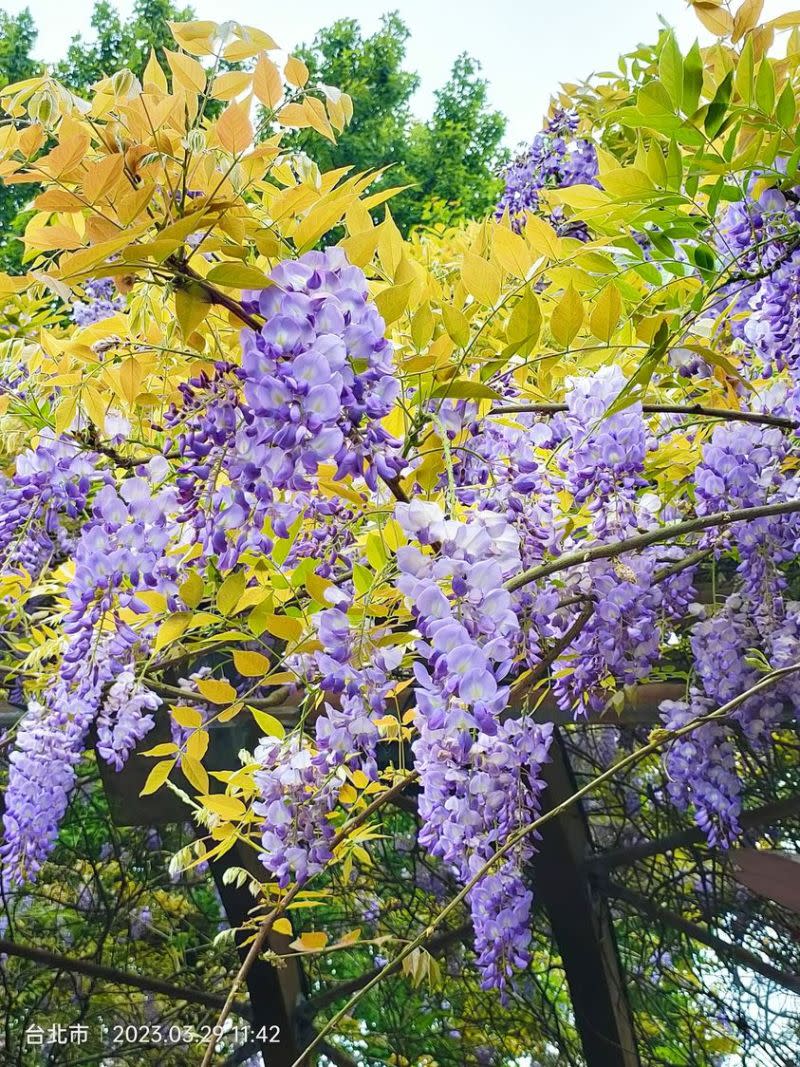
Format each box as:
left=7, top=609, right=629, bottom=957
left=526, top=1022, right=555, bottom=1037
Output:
left=1, top=3, right=800, bottom=1065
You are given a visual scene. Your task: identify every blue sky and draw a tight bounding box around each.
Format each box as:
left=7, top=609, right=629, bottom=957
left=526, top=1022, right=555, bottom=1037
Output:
left=3, top=0, right=793, bottom=146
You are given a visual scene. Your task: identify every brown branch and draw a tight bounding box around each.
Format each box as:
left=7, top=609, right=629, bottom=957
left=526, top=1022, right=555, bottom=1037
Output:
left=505, top=498, right=800, bottom=593
left=172, top=260, right=264, bottom=332
left=510, top=602, right=595, bottom=705
left=605, top=882, right=800, bottom=996
left=0, top=938, right=250, bottom=1017
left=491, top=402, right=798, bottom=430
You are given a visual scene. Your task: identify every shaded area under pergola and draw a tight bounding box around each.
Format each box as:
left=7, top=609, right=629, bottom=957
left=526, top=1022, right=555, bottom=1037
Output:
left=1, top=679, right=799, bottom=1067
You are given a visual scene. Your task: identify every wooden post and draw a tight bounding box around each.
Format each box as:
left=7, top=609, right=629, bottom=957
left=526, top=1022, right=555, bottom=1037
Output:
left=534, top=730, right=641, bottom=1067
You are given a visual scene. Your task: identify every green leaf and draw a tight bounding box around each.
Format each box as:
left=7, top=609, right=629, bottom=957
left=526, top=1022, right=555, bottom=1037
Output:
left=755, top=59, right=775, bottom=116
left=659, top=31, right=683, bottom=110
left=666, top=139, right=683, bottom=190
left=734, top=34, right=754, bottom=105
left=352, top=562, right=372, bottom=596
left=154, top=612, right=192, bottom=652
left=682, top=40, right=703, bottom=116
left=205, top=263, right=273, bottom=288
left=606, top=321, right=670, bottom=418
left=705, top=71, right=733, bottom=138
left=430, top=380, right=502, bottom=401
left=777, top=80, right=796, bottom=129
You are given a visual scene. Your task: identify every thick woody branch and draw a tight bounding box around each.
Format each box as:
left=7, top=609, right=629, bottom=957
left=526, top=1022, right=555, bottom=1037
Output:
left=506, top=499, right=800, bottom=592
left=0, top=937, right=250, bottom=1017
left=491, top=402, right=797, bottom=430
left=588, top=792, right=800, bottom=872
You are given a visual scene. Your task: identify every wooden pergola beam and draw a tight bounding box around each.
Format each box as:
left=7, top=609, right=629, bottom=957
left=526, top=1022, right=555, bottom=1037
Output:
left=209, top=838, right=309, bottom=1067
left=533, top=730, right=642, bottom=1067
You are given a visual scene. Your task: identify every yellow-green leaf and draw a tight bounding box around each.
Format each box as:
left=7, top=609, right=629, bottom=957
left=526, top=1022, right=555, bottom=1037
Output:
left=217, top=571, right=247, bottom=616
left=165, top=48, right=207, bottom=93
left=172, top=705, right=204, bottom=728
left=251, top=708, right=286, bottom=739
left=205, top=263, right=272, bottom=289
left=284, top=55, right=309, bottom=88
left=441, top=304, right=470, bottom=347
left=506, top=288, right=542, bottom=349
left=154, top=612, right=192, bottom=652
left=524, top=214, right=562, bottom=259
left=201, top=794, right=246, bottom=820
left=186, top=729, right=209, bottom=762
left=233, top=650, right=270, bottom=677
left=255, top=613, right=303, bottom=643
left=292, top=931, right=328, bottom=952
left=253, top=53, right=283, bottom=109
left=461, top=251, right=501, bottom=306
left=550, top=285, right=584, bottom=347
left=141, top=742, right=178, bottom=757
left=140, top=759, right=176, bottom=796
left=179, top=571, right=204, bottom=610
left=216, top=101, right=253, bottom=155
left=430, top=380, right=502, bottom=401
left=492, top=225, right=534, bottom=277
left=589, top=283, right=622, bottom=342
left=375, top=281, right=413, bottom=325
left=176, top=285, right=211, bottom=338
left=182, top=754, right=210, bottom=793
left=197, top=678, right=238, bottom=704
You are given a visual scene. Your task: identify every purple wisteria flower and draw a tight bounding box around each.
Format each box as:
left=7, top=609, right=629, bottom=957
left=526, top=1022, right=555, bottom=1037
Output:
left=496, top=108, right=599, bottom=236
left=71, top=277, right=125, bottom=327
left=169, top=248, right=404, bottom=569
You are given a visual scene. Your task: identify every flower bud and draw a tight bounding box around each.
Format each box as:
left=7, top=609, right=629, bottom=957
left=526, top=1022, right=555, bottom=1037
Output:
left=185, top=128, right=205, bottom=154
left=111, top=69, right=138, bottom=98
left=294, top=151, right=321, bottom=189
left=228, top=162, right=244, bottom=192
left=29, top=90, right=57, bottom=127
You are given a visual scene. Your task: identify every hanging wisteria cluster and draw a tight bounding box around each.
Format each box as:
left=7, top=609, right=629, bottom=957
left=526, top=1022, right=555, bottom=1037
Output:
left=495, top=108, right=599, bottom=234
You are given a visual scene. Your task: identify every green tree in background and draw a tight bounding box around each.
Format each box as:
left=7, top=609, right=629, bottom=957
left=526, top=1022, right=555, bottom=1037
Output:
left=293, top=12, right=507, bottom=232
left=292, top=14, right=419, bottom=180
left=403, top=52, right=507, bottom=229
left=0, top=8, right=39, bottom=271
